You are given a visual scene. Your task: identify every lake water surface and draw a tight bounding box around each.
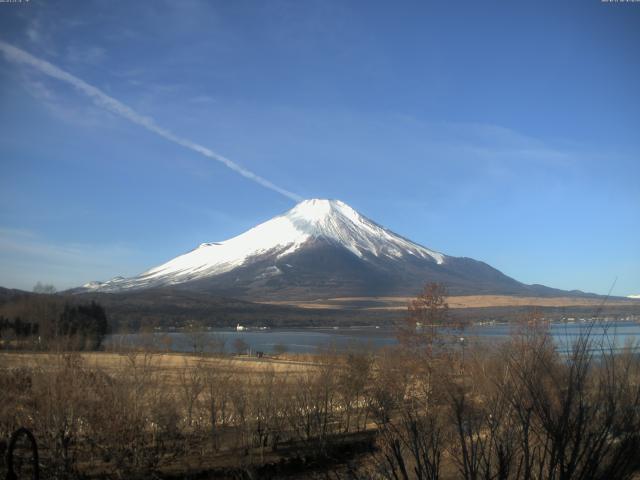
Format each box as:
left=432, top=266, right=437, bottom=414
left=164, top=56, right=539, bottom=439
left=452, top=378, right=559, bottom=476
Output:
left=105, top=321, right=640, bottom=355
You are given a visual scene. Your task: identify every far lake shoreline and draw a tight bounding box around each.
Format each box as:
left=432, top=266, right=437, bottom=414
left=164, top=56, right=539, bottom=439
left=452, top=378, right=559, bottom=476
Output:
left=105, top=320, right=640, bottom=355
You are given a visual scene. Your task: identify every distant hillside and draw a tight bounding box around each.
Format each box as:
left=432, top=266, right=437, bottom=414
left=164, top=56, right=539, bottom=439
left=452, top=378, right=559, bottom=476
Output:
left=75, top=287, right=640, bottom=332
left=3, top=285, right=638, bottom=332
left=0, top=286, right=32, bottom=304
left=73, top=287, right=402, bottom=331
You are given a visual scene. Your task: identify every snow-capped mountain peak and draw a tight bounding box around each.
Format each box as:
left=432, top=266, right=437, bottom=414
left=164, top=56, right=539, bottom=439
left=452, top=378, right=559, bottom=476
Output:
left=283, top=199, right=444, bottom=261
left=84, top=199, right=445, bottom=292
left=288, top=199, right=358, bottom=224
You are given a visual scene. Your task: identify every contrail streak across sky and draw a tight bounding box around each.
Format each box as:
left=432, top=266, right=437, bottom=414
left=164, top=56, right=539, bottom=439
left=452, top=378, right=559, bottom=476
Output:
left=0, top=40, right=303, bottom=202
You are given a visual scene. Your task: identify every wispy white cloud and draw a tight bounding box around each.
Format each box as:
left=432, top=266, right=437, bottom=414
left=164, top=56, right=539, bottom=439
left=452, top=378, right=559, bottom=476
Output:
left=0, top=228, right=143, bottom=290
left=22, top=10, right=59, bottom=58
left=64, top=44, right=106, bottom=66
left=17, top=68, right=112, bottom=128
left=188, top=95, right=219, bottom=105
left=25, top=22, right=40, bottom=45
left=395, top=116, right=577, bottom=168
left=0, top=40, right=303, bottom=202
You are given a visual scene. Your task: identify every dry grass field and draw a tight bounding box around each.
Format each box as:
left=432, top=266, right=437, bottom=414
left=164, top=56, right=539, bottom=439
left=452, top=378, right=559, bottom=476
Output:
left=0, top=349, right=348, bottom=479
left=262, top=294, right=640, bottom=311
left=0, top=350, right=319, bottom=382
left=4, top=327, right=640, bottom=479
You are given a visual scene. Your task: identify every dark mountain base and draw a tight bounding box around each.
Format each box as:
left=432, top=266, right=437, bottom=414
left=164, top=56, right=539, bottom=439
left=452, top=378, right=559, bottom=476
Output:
left=177, top=239, right=599, bottom=300
left=4, top=286, right=637, bottom=333
left=76, top=288, right=640, bottom=332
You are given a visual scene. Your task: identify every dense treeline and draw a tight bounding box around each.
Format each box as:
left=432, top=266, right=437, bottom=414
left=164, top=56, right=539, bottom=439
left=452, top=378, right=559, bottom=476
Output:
left=0, top=295, right=109, bottom=350
left=0, top=317, right=39, bottom=337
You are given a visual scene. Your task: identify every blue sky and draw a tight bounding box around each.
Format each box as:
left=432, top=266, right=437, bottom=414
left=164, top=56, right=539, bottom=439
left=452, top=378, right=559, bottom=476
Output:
left=0, top=0, right=638, bottom=296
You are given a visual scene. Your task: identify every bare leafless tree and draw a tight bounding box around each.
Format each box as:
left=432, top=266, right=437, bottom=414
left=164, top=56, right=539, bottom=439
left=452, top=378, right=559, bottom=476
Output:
left=397, top=282, right=449, bottom=356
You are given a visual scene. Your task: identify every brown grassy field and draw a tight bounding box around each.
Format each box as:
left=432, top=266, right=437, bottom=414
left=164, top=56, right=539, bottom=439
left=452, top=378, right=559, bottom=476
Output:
left=0, top=349, right=372, bottom=479
left=4, top=329, right=640, bottom=479
left=0, top=350, right=319, bottom=379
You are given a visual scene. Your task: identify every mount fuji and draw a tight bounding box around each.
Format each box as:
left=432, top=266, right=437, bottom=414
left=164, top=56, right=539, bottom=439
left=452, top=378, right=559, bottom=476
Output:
left=79, top=199, right=574, bottom=300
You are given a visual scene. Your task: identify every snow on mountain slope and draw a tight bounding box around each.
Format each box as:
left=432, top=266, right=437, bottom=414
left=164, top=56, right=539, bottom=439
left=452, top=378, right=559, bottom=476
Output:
left=89, top=199, right=445, bottom=292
